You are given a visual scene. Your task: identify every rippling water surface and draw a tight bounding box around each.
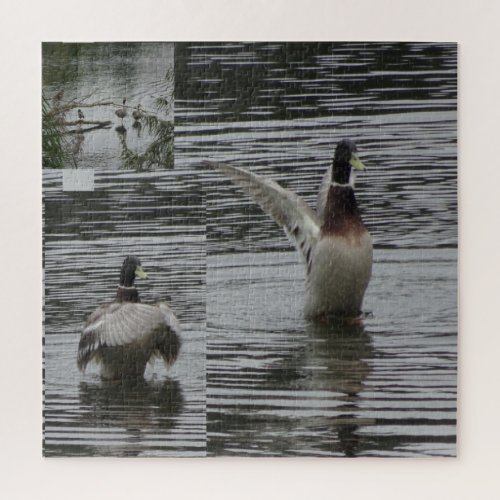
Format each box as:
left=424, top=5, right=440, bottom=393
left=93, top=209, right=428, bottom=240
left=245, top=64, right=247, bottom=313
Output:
left=43, top=169, right=205, bottom=456
left=43, top=42, right=457, bottom=458
left=175, top=42, right=457, bottom=456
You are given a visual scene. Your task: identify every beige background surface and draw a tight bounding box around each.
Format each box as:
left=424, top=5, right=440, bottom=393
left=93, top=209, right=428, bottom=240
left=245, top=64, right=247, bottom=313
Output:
left=0, top=0, right=498, bottom=498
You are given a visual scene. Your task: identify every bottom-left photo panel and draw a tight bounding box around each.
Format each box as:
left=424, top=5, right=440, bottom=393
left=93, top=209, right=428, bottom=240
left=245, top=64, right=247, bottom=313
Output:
left=43, top=169, right=206, bottom=457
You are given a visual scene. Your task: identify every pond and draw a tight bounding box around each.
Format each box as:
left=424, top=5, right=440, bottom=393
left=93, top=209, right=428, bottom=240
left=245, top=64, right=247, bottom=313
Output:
left=175, top=42, right=457, bottom=457
left=43, top=41, right=457, bottom=458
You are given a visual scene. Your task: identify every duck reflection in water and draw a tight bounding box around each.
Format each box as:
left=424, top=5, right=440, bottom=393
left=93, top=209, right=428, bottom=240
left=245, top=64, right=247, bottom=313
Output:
left=115, top=124, right=127, bottom=135
left=261, top=318, right=373, bottom=457
left=78, top=378, right=183, bottom=456
left=303, top=319, right=374, bottom=457
left=132, top=120, right=142, bottom=134
left=208, top=318, right=375, bottom=457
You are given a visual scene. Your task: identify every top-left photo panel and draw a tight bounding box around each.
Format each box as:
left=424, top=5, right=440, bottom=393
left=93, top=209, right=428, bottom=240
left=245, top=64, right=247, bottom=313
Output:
left=42, top=42, right=174, bottom=170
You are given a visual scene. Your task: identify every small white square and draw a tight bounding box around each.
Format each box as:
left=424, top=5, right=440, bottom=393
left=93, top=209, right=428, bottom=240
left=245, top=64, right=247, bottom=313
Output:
left=63, top=169, right=95, bottom=191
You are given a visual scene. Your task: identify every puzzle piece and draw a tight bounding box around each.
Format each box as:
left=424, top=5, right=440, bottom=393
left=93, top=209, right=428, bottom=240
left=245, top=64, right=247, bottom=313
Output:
left=42, top=41, right=458, bottom=458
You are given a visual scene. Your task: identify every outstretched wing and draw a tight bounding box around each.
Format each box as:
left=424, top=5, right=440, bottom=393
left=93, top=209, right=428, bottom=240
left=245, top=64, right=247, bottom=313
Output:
left=152, top=303, right=182, bottom=366
left=204, top=161, right=321, bottom=266
left=77, top=302, right=181, bottom=371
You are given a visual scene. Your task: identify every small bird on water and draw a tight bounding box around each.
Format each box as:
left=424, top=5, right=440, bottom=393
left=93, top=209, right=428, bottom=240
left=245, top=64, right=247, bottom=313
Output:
left=52, top=89, right=64, bottom=108
left=115, top=98, right=127, bottom=123
left=132, top=104, right=143, bottom=122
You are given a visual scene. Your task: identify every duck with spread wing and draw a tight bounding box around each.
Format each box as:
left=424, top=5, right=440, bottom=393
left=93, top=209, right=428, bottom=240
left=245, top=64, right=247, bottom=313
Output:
left=204, top=139, right=372, bottom=320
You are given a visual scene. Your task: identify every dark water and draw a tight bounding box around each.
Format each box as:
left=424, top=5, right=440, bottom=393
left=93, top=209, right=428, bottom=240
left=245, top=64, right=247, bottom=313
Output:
left=175, top=42, right=457, bottom=456
left=206, top=249, right=456, bottom=457
left=43, top=169, right=205, bottom=456
left=42, top=43, right=174, bottom=169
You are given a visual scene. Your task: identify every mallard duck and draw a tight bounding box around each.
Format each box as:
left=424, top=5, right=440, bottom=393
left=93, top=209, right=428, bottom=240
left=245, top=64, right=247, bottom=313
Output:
left=52, top=89, right=64, bottom=108
left=132, top=104, right=143, bottom=122
left=204, top=139, right=373, bottom=320
left=115, top=98, right=127, bottom=123
left=77, top=256, right=181, bottom=381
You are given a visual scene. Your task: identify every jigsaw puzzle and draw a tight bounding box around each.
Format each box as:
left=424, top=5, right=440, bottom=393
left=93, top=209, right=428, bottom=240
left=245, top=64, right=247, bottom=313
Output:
left=42, top=41, right=457, bottom=457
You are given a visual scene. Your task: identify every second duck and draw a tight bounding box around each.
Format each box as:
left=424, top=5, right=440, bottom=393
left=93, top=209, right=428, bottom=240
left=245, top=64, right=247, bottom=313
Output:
left=77, top=256, right=181, bottom=381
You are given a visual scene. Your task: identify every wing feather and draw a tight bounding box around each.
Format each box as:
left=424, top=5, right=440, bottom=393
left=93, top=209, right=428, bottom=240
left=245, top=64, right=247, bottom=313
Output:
left=204, top=161, right=321, bottom=265
left=158, top=302, right=182, bottom=335
left=77, top=302, right=176, bottom=371
left=153, top=302, right=182, bottom=366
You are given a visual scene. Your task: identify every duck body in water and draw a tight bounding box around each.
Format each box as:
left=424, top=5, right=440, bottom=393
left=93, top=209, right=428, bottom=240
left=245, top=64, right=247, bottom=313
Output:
left=115, top=98, right=127, bottom=122
left=132, top=104, right=143, bottom=122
